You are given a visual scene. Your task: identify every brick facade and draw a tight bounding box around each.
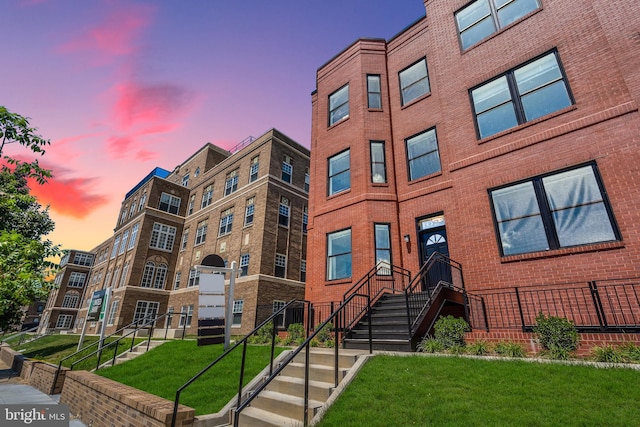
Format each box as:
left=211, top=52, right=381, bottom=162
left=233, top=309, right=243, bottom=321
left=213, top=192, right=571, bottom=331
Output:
left=306, top=0, right=640, bottom=336
left=47, top=129, right=309, bottom=338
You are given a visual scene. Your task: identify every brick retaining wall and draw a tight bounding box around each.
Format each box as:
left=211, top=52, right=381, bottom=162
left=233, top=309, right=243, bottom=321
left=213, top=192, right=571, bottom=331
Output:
left=60, top=370, right=195, bottom=427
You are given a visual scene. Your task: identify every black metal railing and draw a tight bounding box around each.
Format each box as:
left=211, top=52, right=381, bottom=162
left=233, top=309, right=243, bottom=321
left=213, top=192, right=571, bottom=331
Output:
left=467, top=277, right=640, bottom=332
left=254, top=303, right=307, bottom=330
left=403, top=252, right=466, bottom=336
left=51, top=311, right=179, bottom=394
left=341, top=262, right=411, bottom=334
left=233, top=293, right=372, bottom=427
left=171, top=300, right=311, bottom=427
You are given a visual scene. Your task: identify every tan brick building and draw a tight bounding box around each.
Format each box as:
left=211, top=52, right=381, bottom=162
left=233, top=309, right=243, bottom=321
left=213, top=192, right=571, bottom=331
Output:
left=46, top=129, right=308, bottom=336
left=306, top=0, right=640, bottom=336
left=39, top=250, right=94, bottom=333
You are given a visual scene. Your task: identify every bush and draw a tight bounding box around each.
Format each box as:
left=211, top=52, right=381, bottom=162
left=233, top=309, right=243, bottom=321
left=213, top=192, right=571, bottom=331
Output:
left=466, top=340, right=489, bottom=356
left=433, top=315, right=470, bottom=349
left=248, top=322, right=274, bottom=344
left=620, top=343, right=640, bottom=363
left=591, top=345, right=624, bottom=363
left=494, top=341, right=525, bottom=358
left=417, top=337, right=443, bottom=353
left=315, top=322, right=334, bottom=347
left=533, top=313, right=579, bottom=354
left=284, top=323, right=306, bottom=346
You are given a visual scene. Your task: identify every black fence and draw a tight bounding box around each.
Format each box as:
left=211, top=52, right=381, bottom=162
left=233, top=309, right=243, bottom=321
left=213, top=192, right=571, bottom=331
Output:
left=467, top=278, right=640, bottom=332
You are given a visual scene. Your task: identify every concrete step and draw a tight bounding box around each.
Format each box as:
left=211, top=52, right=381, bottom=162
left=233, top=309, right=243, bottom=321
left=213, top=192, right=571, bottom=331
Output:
left=250, top=389, right=322, bottom=421
left=269, top=375, right=334, bottom=402
left=292, top=348, right=359, bottom=369
left=282, top=362, right=347, bottom=384
left=235, top=406, right=301, bottom=427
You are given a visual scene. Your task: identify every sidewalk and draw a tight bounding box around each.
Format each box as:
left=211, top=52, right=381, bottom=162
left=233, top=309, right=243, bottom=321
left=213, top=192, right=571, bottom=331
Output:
left=0, top=359, right=87, bottom=426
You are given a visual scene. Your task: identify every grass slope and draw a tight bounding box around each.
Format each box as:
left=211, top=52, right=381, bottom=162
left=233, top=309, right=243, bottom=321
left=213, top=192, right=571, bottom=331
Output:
left=97, top=340, right=285, bottom=416
left=318, top=355, right=640, bottom=427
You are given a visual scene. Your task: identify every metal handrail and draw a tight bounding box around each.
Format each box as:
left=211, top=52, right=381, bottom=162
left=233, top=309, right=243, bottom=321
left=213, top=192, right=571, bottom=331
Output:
left=1, top=325, right=40, bottom=345
left=51, top=311, right=177, bottom=394
left=343, top=261, right=411, bottom=302
left=170, top=299, right=309, bottom=427
left=233, top=293, right=372, bottom=427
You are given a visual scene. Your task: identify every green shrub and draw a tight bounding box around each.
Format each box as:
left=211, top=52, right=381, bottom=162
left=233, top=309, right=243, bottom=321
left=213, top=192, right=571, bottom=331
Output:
left=417, top=337, right=443, bottom=353
left=433, top=315, right=470, bottom=349
left=314, top=322, right=335, bottom=347
left=449, top=344, right=467, bottom=356
left=466, top=340, right=489, bottom=356
left=283, top=323, right=306, bottom=346
left=494, top=341, right=525, bottom=358
left=533, top=313, right=579, bottom=354
left=548, top=346, right=570, bottom=360
left=591, top=345, right=624, bottom=363
left=620, top=343, right=640, bottom=363
left=248, top=321, right=274, bottom=344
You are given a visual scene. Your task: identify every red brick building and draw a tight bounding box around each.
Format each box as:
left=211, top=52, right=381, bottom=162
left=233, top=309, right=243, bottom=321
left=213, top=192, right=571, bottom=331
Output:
left=306, top=0, right=639, bottom=343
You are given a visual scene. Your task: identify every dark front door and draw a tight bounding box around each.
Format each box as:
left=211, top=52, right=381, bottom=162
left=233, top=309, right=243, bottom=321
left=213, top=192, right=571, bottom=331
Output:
left=419, top=226, right=452, bottom=289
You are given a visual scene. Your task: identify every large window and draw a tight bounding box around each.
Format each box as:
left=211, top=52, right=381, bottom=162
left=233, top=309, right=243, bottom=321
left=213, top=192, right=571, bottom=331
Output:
left=118, top=230, right=129, bottom=255
left=141, top=262, right=156, bottom=287
left=179, top=304, right=194, bottom=327
left=224, top=170, right=239, bottom=196
left=374, top=223, right=392, bottom=270
left=456, top=0, right=540, bottom=50
left=188, top=268, right=200, bottom=287
left=279, top=197, right=290, bottom=227
left=328, top=149, right=350, bottom=195
left=154, top=263, right=168, bottom=289
left=61, top=292, right=80, bottom=308
left=56, top=314, right=73, bottom=329
left=159, top=193, right=181, bottom=214
left=471, top=51, right=573, bottom=139
left=195, top=221, right=208, bottom=245
left=72, top=253, right=94, bottom=266
left=327, top=229, right=352, bottom=281
left=128, top=223, right=139, bottom=250
left=219, top=209, right=234, bottom=236
left=68, top=272, right=86, bottom=288
left=111, top=235, right=121, bottom=259
left=490, top=164, right=619, bottom=256
left=399, top=58, right=430, bottom=106
left=149, top=223, right=176, bottom=251
left=232, top=300, right=244, bottom=326
left=406, top=128, right=441, bottom=181
left=370, top=141, right=387, bottom=184
left=188, top=195, right=195, bottom=215
left=119, top=262, right=129, bottom=288
left=107, top=300, right=119, bottom=326
left=201, top=185, right=213, bottom=208
left=328, top=84, right=349, bottom=126
left=134, top=301, right=159, bottom=324
left=367, top=75, right=382, bottom=109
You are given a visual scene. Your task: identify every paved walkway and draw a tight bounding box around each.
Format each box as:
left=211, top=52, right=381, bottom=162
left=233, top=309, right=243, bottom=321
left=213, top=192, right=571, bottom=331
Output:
left=0, top=359, right=87, bottom=426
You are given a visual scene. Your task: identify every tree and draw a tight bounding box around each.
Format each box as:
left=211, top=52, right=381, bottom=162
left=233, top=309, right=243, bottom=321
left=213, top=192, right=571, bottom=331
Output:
left=0, top=106, right=51, bottom=185
left=0, top=106, right=60, bottom=331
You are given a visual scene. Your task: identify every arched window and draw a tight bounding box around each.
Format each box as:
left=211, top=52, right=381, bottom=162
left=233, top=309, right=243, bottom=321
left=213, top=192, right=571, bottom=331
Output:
left=154, top=264, right=168, bottom=289
left=141, top=262, right=155, bottom=287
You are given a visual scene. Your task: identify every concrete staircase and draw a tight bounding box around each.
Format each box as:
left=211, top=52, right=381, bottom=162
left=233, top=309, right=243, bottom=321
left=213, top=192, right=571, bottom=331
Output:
left=232, top=348, right=364, bottom=427
left=97, top=340, right=166, bottom=369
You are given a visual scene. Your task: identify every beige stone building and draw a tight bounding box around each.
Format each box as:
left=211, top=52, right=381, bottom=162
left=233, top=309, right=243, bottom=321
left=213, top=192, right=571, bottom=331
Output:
left=45, top=129, right=309, bottom=336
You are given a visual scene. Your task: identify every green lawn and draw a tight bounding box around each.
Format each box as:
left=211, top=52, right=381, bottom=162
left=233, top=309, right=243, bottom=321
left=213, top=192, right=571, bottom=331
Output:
left=317, top=355, right=640, bottom=427
left=7, top=334, right=146, bottom=370
left=97, top=340, right=286, bottom=415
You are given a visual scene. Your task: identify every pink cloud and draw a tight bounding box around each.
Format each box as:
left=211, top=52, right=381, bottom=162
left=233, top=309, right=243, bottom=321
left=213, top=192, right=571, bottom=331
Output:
left=56, top=3, right=154, bottom=65
left=113, top=82, right=194, bottom=129
left=135, top=149, right=158, bottom=162
left=51, top=133, right=103, bottom=161
left=30, top=176, right=110, bottom=219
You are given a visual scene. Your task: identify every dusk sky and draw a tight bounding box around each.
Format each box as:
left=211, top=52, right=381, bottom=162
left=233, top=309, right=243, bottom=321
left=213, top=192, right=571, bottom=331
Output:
left=2, top=0, right=426, bottom=253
